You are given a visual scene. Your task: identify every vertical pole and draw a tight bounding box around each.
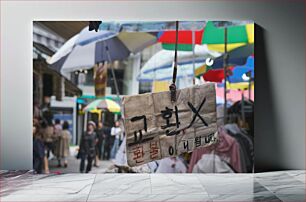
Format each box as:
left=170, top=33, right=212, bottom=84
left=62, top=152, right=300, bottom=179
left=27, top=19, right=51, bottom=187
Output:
left=75, top=101, right=79, bottom=144
left=110, top=63, right=120, bottom=102
left=104, top=42, right=121, bottom=106
left=84, top=111, right=88, bottom=132
left=192, top=27, right=196, bottom=85
left=241, top=90, right=245, bottom=122
left=172, top=21, right=179, bottom=85
left=223, top=27, right=228, bottom=124
left=248, top=74, right=252, bottom=100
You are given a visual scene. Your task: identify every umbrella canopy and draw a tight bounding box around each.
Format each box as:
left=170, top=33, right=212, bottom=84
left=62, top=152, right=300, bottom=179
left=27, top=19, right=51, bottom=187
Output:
left=197, top=44, right=254, bottom=75
left=140, top=44, right=220, bottom=74
left=49, top=26, right=157, bottom=73
left=156, top=21, right=254, bottom=52
left=202, top=21, right=254, bottom=52
left=217, top=81, right=254, bottom=91
left=216, top=86, right=254, bottom=102
left=137, top=62, right=206, bottom=82
left=203, top=56, right=254, bottom=83
left=83, top=98, right=121, bottom=114
left=203, top=66, right=235, bottom=83
left=99, top=21, right=205, bottom=32
left=158, top=29, right=204, bottom=51
left=228, top=56, right=254, bottom=83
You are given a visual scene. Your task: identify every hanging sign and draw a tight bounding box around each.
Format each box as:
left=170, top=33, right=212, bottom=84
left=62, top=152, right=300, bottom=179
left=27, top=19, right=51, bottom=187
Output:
left=122, top=83, right=218, bottom=167
left=94, top=63, right=108, bottom=98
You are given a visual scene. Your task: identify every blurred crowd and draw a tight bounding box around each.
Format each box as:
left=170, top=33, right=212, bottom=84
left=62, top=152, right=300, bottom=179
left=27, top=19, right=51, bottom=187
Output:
left=33, top=99, right=125, bottom=174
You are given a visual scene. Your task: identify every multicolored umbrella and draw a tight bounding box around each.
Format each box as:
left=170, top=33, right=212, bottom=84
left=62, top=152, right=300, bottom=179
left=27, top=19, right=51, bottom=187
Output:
left=228, top=56, right=254, bottom=83
left=158, top=29, right=204, bottom=51
left=49, top=26, right=157, bottom=73
left=217, top=81, right=254, bottom=91
left=83, top=98, right=121, bottom=114
left=203, top=56, right=254, bottom=83
left=203, top=66, right=235, bottom=83
left=99, top=21, right=205, bottom=32
left=157, top=21, right=254, bottom=52
left=202, top=21, right=254, bottom=52
left=196, top=44, right=254, bottom=76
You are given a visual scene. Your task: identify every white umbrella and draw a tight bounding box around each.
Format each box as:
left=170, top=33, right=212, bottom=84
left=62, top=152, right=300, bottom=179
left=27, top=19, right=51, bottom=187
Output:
left=140, top=44, right=221, bottom=75
left=137, top=44, right=221, bottom=81
left=47, top=34, right=79, bottom=65
left=48, top=28, right=118, bottom=73
left=48, top=26, right=157, bottom=74
left=137, top=62, right=206, bottom=82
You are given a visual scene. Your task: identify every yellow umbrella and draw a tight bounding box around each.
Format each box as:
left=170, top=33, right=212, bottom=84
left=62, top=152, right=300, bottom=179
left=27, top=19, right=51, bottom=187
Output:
left=83, top=98, right=121, bottom=114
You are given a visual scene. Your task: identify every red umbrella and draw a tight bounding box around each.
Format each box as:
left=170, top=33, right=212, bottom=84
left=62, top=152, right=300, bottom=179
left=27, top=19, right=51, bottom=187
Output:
left=158, top=29, right=204, bottom=51
left=203, top=66, right=234, bottom=82
left=158, top=29, right=204, bottom=44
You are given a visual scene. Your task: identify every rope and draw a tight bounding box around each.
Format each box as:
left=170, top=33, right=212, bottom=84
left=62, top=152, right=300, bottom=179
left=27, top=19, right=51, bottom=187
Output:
left=169, top=21, right=179, bottom=102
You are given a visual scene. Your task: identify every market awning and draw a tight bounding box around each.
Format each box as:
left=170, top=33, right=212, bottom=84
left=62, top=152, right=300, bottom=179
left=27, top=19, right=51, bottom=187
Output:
left=36, top=21, right=88, bottom=40
left=34, top=59, right=82, bottom=100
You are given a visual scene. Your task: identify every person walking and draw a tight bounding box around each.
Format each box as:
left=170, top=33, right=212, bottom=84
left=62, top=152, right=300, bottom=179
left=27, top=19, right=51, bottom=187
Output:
left=53, top=118, right=62, bottom=167
left=79, top=121, right=97, bottom=173
left=33, top=124, right=45, bottom=174
left=94, top=122, right=104, bottom=167
left=41, top=120, right=54, bottom=174
left=54, top=119, right=62, bottom=135
left=42, top=120, right=55, bottom=159
left=110, top=120, right=122, bottom=160
left=55, top=121, right=71, bottom=168
left=102, top=125, right=112, bottom=160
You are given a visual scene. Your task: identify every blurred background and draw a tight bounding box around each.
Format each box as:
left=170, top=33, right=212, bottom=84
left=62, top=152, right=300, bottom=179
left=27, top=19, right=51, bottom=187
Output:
left=32, top=21, right=254, bottom=174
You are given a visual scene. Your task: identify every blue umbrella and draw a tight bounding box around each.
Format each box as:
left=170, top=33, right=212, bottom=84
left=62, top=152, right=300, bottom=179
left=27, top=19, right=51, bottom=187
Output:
left=228, top=56, right=254, bottom=83
left=209, top=44, right=254, bottom=70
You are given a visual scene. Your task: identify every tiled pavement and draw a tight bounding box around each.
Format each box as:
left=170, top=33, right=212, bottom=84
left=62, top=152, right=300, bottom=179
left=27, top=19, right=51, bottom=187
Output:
left=0, top=170, right=305, bottom=202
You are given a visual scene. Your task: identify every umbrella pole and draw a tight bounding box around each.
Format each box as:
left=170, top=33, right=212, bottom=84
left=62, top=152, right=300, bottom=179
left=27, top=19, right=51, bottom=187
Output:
left=192, top=25, right=196, bottom=85
left=241, top=90, right=245, bottom=123
left=249, top=76, right=252, bottom=100
left=223, top=26, right=228, bottom=124
left=104, top=43, right=121, bottom=106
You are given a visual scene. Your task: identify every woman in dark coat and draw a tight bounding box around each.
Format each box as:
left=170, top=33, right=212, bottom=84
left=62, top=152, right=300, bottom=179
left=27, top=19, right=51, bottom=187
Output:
left=79, top=121, right=97, bottom=173
left=33, top=124, right=45, bottom=174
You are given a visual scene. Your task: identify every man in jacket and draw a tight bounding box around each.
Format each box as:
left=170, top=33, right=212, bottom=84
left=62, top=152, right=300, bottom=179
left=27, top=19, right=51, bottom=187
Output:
left=79, top=121, right=97, bottom=173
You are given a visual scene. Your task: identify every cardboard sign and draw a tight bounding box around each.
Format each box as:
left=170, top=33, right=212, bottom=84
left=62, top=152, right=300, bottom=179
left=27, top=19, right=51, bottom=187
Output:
left=122, top=83, right=218, bottom=167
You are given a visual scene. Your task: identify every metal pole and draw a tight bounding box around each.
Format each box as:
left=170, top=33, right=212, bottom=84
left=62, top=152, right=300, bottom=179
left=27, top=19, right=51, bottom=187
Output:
left=192, top=27, right=196, bottom=85
left=104, top=42, right=121, bottom=106
left=248, top=73, right=252, bottom=100
left=241, top=90, right=245, bottom=122
left=223, top=27, right=228, bottom=124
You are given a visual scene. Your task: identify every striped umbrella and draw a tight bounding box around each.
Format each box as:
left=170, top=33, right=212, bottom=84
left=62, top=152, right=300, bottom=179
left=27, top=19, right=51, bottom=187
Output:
left=49, top=26, right=157, bottom=73
left=157, top=21, right=254, bottom=52
left=202, top=56, right=254, bottom=83
left=196, top=44, right=254, bottom=76
left=158, top=29, right=204, bottom=51
left=202, top=21, right=254, bottom=52
left=83, top=98, right=121, bottom=114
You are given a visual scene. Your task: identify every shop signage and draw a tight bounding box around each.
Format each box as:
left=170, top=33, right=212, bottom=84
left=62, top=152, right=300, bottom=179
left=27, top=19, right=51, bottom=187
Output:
left=122, top=83, right=218, bottom=167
